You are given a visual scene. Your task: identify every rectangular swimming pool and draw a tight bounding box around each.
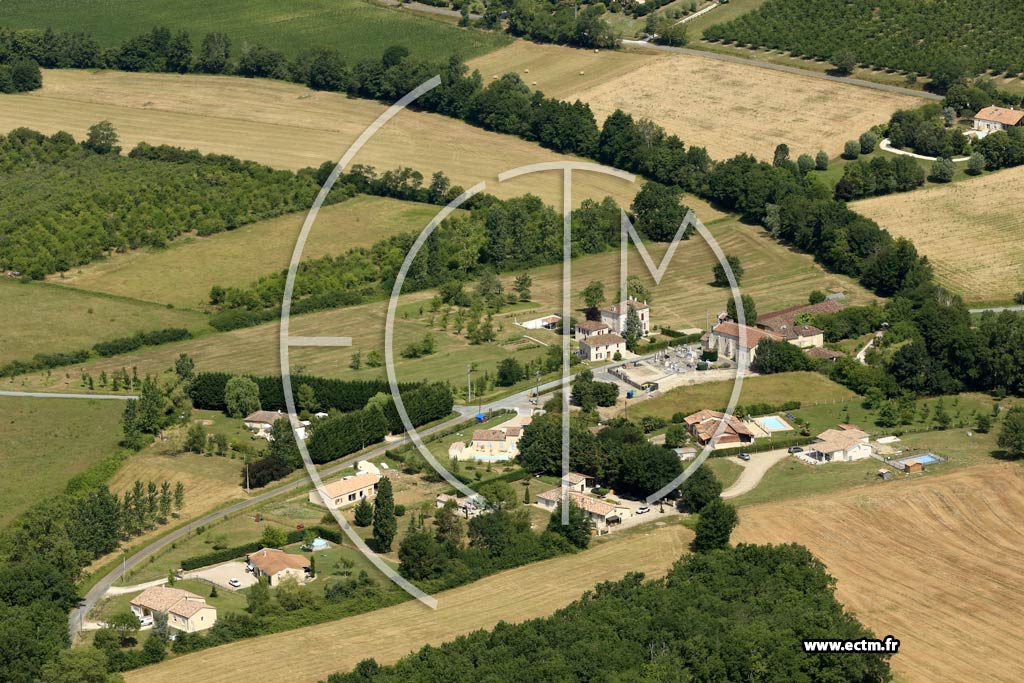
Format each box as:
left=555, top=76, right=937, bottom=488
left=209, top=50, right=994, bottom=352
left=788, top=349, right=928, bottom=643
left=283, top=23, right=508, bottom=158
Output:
left=897, top=454, right=941, bottom=466
left=760, top=416, right=789, bottom=430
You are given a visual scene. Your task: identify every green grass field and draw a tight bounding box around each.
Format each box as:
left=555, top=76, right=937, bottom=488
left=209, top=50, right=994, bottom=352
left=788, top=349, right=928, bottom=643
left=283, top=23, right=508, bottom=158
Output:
left=0, top=0, right=509, bottom=62
left=705, top=457, right=744, bottom=490
left=0, top=396, right=124, bottom=527
left=58, top=196, right=449, bottom=310
left=0, top=279, right=208, bottom=366
left=790, top=392, right=1000, bottom=436
left=629, top=372, right=857, bottom=421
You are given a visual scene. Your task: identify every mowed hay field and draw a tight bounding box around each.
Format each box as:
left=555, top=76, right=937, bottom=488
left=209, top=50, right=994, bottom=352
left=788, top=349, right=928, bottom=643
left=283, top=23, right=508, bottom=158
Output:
left=0, top=0, right=508, bottom=62
left=0, top=279, right=207, bottom=365
left=124, top=522, right=693, bottom=683
left=57, top=196, right=449, bottom=309
left=628, top=372, right=857, bottom=421
left=567, top=51, right=921, bottom=161
left=853, top=166, right=1024, bottom=305
left=0, top=70, right=637, bottom=208
left=468, top=41, right=657, bottom=99
left=734, top=464, right=1024, bottom=683
left=529, top=216, right=876, bottom=330
left=0, top=396, right=124, bottom=527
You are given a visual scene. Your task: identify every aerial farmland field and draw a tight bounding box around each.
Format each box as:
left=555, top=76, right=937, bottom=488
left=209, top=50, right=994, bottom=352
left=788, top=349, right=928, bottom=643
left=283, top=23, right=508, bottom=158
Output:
left=853, top=165, right=1024, bottom=305
left=0, top=0, right=509, bottom=63
left=0, top=70, right=638, bottom=208
left=735, top=464, right=1024, bottom=683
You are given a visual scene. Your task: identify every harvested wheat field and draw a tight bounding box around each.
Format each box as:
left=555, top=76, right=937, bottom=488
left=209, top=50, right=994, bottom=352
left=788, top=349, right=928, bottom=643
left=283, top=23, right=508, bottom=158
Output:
left=569, top=52, right=921, bottom=161
left=0, top=70, right=636, bottom=207
left=853, top=167, right=1024, bottom=305
left=468, top=41, right=656, bottom=100
left=734, top=463, right=1024, bottom=683
left=124, top=522, right=692, bottom=683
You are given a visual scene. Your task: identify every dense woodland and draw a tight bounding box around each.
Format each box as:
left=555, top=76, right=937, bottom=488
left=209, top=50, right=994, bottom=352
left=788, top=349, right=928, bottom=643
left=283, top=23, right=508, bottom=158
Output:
left=0, top=129, right=324, bottom=278
left=330, top=544, right=892, bottom=683
left=704, top=0, right=1024, bottom=82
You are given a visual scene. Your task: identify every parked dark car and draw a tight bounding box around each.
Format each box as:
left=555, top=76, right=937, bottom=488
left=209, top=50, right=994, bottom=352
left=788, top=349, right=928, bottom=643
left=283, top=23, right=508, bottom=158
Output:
left=738, top=452, right=751, bottom=461
left=788, top=446, right=804, bottom=453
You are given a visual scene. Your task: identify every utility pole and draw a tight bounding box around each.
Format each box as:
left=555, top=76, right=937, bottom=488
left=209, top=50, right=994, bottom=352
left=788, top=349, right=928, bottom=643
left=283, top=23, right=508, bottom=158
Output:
left=122, top=554, right=126, bottom=585
left=467, top=364, right=473, bottom=404
left=245, top=461, right=250, bottom=494
left=534, top=370, right=541, bottom=406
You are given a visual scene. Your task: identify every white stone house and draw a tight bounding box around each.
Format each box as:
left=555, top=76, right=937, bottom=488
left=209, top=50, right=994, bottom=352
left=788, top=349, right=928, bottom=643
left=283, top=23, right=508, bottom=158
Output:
left=805, top=426, right=872, bottom=463
left=600, top=299, right=650, bottom=336
left=130, top=586, right=217, bottom=633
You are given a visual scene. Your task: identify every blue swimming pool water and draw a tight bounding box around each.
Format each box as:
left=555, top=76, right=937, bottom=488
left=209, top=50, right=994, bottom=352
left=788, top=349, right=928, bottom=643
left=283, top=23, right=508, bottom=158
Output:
left=913, top=454, right=940, bottom=465
left=761, top=416, right=788, bottom=430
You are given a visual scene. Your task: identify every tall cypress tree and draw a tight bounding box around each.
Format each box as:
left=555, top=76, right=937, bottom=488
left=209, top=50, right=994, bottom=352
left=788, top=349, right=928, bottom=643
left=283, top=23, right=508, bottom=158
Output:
left=372, top=478, right=397, bottom=552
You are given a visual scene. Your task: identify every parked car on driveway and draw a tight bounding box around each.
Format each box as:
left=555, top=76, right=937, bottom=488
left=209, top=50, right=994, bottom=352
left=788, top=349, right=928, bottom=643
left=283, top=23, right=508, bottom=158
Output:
left=636, top=506, right=651, bottom=514
left=228, top=578, right=241, bottom=588
left=738, top=452, right=751, bottom=461
left=788, top=446, right=804, bottom=453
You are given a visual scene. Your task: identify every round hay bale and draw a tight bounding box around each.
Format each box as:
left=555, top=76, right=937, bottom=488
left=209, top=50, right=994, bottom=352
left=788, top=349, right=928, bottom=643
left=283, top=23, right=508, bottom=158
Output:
left=524, top=68, right=530, bottom=73
left=579, top=71, right=585, bottom=75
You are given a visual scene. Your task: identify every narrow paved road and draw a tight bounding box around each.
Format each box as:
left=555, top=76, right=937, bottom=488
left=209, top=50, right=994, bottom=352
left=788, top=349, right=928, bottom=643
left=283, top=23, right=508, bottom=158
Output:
left=0, top=390, right=137, bottom=400
left=621, top=40, right=941, bottom=100
left=969, top=305, right=1024, bottom=314
left=69, top=410, right=468, bottom=638
left=721, top=448, right=791, bottom=499
left=68, top=350, right=665, bottom=638
left=879, top=138, right=970, bottom=162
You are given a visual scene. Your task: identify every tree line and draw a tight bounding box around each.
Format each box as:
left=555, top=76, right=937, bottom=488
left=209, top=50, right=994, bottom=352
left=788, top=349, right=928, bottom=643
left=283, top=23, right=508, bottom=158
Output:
left=329, top=544, right=892, bottom=683
left=704, top=0, right=1024, bottom=86
left=207, top=192, right=633, bottom=328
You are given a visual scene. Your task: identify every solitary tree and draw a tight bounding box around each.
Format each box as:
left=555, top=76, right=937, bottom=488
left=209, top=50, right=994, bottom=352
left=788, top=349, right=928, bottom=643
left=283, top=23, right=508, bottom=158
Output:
left=815, top=150, right=830, bottom=170
left=712, top=255, right=744, bottom=287
left=930, top=157, right=955, bottom=183
left=83, top=120, right=121, bottom=155
left=797, top=153, right=815, bottom=174
left=859, top=131, right=878, bottom=154
left=691, top=498, right=739, bottom=552
left=843, top=140, right=860, bottom=160
left=514, top=273, right=533, bottom=301
left=224, top=376, right=261, bottom=418
left=967, top=153, right=986, bottom=175
left=581, top=280, right=606, bottom=319
left=184, top=422, right=206, bottom=453
left=372, top=478, right=397, bottom=552
left=678, top=465, right=722, bottom=512
left=353, top=498, right=373, bottom=527
left=624, top=304, right=643, bottom=350
left=174, top=353, right=195, bottom=381
left=726, top=294, right=757, bottom=324
left=173, top=481, right=185, bottom=512
left=997, top=406, right=1024, bottom=459
left=772, top=143, right=790, bottom=167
